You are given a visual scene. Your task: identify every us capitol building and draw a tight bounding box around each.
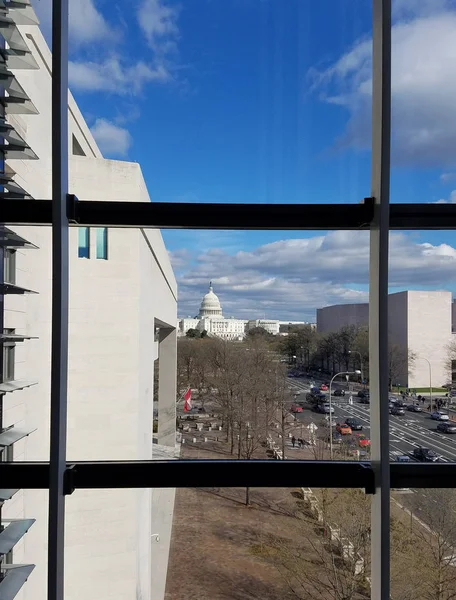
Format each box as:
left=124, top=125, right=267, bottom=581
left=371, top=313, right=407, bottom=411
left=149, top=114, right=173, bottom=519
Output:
left=177, top=282, right=310, bottom=340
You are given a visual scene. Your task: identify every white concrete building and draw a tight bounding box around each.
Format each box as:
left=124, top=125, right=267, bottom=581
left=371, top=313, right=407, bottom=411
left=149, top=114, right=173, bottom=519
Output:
left=1, top=9, right=176, bottom=600
left=316, top=291, right=453, bottom=388
left=246, top=319, right=280, bottom=335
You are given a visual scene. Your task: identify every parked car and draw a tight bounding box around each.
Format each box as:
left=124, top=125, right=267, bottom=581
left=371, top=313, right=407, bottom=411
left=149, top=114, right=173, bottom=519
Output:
left=431, top=411, right=450, bottom=421
left=344, top=417, right=363, bottom=431
left=391, top=406, right=405, bottom=416
left=336, top=423, right=352, bottom=435
left=320, top=384, right=328, bottom=391
left=316, top=403, right=334, bottom=414
left=407, top=404, right=422, bottom=412
left=437, top=422, right=456, bottom=433
left=290, top=404, right=303, bottom=413
left=333, top=388, right=345, bottom=396
left=413, top=447, right=440, bottom=462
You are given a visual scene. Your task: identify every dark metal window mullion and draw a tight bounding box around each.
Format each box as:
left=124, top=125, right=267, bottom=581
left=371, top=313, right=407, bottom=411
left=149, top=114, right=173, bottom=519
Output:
left=369, top=1, right=392, bottom=599
left=48, top=1, right=70, bottom=600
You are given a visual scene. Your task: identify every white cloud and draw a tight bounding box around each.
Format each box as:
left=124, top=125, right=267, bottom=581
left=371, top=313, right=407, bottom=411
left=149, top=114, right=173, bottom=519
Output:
left=310, top=3, right=456, bottom=167
left=137, top=0, right=179, bottom=50
left=69, top=57, right=171, bottom=94
left=435, top=190, right=456, bottom=203
left=175, top=230, right=456, bottom=320
left=90, top=119, right=132, bottom=157
left=34, top=0, right=116, bottom=46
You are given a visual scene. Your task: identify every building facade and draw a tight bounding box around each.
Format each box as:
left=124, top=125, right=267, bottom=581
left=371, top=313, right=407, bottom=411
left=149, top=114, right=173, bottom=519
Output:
left=178, top=283, right=247, bottom=340
left=316, top=291, right=453, bottom=388
left=246, top=319, right=280, bottom=335
left=1, top=11, right=177, bottom=600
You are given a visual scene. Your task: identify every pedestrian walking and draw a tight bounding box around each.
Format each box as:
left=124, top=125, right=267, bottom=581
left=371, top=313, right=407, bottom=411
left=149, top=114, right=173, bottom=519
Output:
left=291, top=436, right=296, bottom=448
left=298, top=438, right=302, bottom=448
left=349, top=395, right=353, bottom=405
left=427, top=404, right=431, bottom=412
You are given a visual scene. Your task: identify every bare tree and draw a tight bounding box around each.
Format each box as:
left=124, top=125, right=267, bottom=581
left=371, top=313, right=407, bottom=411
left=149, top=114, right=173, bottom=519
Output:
left=269, top=488, right=371, bottom=600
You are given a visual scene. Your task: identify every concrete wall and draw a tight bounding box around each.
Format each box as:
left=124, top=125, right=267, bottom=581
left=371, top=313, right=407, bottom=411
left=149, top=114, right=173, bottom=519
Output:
left=406, top=291, right=452, bottom=388
left=2, top=23, right=177, bottom=600
left=317, top=303, right=369, bottom=333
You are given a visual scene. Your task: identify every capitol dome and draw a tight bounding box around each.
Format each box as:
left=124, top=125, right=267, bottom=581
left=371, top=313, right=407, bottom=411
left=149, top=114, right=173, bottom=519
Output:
left=199, top=282, right=223, bottom=318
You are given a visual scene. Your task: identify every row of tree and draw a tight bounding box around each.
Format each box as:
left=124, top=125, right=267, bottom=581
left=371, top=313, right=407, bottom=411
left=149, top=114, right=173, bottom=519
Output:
left=266, top=487, right=456, bottom=600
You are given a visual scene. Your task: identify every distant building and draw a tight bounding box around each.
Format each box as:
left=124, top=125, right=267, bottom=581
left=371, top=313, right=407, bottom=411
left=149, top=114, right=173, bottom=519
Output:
left=246, top=320, right=280, bottom=335
left=278, top=321, right=316, bottom=335
left=316, top=291, right=453, bottom=388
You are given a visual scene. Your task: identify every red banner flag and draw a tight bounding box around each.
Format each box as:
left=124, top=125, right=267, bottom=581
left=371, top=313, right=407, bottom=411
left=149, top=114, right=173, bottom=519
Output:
left=184, top=388, right=192, bottom=412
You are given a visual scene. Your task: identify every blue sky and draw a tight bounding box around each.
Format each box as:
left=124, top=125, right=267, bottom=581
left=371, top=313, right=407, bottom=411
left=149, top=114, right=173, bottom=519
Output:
left=35, top=0, right=456, bottom=320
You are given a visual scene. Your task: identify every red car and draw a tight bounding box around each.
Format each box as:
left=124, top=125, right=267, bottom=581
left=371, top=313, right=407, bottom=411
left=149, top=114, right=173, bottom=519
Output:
left=320, top=384, right=328, bottom=391
left=357, top=435, right=371, bottom=448
left=291, top=404, right=303, bottom=413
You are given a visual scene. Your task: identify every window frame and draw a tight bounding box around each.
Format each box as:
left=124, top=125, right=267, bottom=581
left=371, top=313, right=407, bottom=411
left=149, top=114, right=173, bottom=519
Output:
left=2, top=2, right=455, bottom=600
left=95, top=227, right=107, bottom=260
left=77, top=226, right=90, bottom=259
left=3, top=249, right=16, bottom=284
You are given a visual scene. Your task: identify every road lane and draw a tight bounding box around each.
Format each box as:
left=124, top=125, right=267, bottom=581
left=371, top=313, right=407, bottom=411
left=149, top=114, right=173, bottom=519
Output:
left=287, top=377, right=456, bottom=462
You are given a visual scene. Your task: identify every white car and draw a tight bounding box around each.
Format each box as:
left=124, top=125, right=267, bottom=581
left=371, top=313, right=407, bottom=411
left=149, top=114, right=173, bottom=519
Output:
left=431, top=411, right=450, bottom=421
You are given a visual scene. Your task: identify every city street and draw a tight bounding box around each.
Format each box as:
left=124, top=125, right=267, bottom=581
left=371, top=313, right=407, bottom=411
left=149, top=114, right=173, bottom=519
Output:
left=288, top=377, right=456, bottom=462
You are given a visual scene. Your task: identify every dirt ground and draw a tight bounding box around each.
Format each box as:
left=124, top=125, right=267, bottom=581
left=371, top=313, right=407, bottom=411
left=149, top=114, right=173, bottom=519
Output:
left=164, top=438, right=317, bottom=600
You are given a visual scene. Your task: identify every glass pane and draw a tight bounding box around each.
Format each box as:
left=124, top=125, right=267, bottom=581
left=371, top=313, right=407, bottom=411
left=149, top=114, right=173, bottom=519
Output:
left=78, top=227, right=90, bottom=259
left=390, top=0, right=456, bottom=204
left=63, top=488, right=371, bottom=600
left=57, top=0, right=372, bottom=207
left=168, top=227, right=370, bottom=462
left=390, top=490, right=456, bottom=598
left=95, top=228, right=108, bottom=260
left=388, top=230, right=456, bottom=464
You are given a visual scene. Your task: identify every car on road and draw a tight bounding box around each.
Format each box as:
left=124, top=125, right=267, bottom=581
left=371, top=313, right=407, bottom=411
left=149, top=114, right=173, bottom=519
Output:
left=290, top=404, right=303, bottom=413
left=344, top=417, right=363, bottom=431
left=357, top=390, right=369, bottom=398
left=336, top=423, right=352, bottom=435
left=412, top=447, right=440, bottom=462
left=310, top=386, right=320, bottom=395
left=320, top=384, right=328, bottom=391
left=316, top=403, right=334, bottom=414
left=333, top=388, right=345, bottom=396
left=437, top=422, right=456, bottom=433
left=407, top=404, right=422, bottom=412
left=359, top=395, right=370, bottom=404
left=389, top=396, right=398, bottom=403
left=431, top=411, right=450, bottom=421
left=306, top=392, right=327, bottom=405
left=396, top=455, right=411, bottom=462
left=391, top=406, right=405, bottom=416
left=357, top=435, right=371, bottom=448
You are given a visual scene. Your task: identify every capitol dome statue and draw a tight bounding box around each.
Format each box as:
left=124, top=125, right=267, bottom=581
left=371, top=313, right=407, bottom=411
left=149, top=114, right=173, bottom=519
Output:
left=199, top=282, right=223, bottom=318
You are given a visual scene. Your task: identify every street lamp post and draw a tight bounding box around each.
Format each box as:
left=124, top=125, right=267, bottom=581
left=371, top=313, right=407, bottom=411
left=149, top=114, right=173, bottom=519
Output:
left=348, top=350, right=363, bottom=385
left=329, top=370, right=361, bottom=459
left=419, top=357, right=433, bottom=413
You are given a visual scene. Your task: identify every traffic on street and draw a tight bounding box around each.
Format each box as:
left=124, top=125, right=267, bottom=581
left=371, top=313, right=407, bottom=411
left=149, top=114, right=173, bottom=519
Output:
left=287, top=374, right=456, bottom=462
